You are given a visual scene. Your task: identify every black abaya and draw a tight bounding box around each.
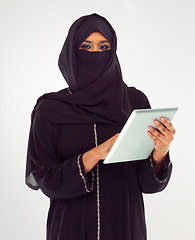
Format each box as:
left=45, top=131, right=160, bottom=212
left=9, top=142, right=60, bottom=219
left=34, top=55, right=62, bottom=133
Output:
left=26, top=87, right=172, bottom=240
left=25, top=13, right=173, bottom=240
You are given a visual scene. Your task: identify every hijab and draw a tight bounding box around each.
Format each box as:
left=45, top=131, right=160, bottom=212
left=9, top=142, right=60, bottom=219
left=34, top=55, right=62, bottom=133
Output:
left=32, top=13, right=136, bottom=125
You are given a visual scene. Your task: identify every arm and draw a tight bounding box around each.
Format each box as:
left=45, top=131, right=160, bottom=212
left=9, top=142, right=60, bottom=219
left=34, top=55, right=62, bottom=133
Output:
left=136, top=152, right=173, bottom=193
left=148, top=117, right=176, bottom=177
left=133, top=89, right=175, bottom=193
left=26, top=110, right=94, bottom=199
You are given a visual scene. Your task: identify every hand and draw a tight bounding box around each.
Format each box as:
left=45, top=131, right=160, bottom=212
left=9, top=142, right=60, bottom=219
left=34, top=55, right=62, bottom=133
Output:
left=94, top=133, right=120, bottom=160
left=147, top=117, right=176, bottom=161
left=82, top=133, right=120, bottom=173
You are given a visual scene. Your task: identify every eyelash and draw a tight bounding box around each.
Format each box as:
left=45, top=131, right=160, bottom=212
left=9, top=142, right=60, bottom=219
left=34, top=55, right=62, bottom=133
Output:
left=80, top=44, right=110, bottom=50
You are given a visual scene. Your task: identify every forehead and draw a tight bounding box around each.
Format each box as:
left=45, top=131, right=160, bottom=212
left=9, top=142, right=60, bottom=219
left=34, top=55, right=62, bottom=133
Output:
left=75, top=17, right=112, bottom=48
left=84, top=31, right=109, bottom=41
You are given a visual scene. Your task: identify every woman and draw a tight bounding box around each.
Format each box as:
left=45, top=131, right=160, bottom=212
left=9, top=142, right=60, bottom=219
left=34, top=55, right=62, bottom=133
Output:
left=25, top=13, right=175, bottom=240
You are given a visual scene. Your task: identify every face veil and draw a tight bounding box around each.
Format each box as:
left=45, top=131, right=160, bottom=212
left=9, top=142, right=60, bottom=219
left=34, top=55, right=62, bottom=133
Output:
left=75, top=48, right=111, bottom=90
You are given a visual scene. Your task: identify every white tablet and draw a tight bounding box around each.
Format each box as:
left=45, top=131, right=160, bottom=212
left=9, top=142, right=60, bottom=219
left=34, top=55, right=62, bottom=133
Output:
left=103, top=107, right=178, bottom=164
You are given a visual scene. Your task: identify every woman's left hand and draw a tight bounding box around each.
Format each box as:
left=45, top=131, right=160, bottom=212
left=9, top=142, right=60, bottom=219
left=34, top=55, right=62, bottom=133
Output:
left=147, top=117, right=176, bottom=162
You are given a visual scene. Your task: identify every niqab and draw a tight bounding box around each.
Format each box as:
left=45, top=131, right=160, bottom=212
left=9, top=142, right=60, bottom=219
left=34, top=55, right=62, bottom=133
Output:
left=76, top=49, right=111, bottom=89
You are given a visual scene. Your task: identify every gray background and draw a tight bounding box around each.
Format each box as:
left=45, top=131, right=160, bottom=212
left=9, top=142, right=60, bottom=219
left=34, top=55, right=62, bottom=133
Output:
left=1, top=0, right=195, bottom=239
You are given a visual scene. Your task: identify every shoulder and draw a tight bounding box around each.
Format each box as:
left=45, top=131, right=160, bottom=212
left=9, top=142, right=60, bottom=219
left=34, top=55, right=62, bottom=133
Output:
left=31, top=88, right=71, bottom=124
left=30, top=98, right=52, bottom=125
left=33, top=88, right=69, bottom=116
left=33, top=96, right=53, bottom=119
left=35, top=98, right=51, bottom=113
left=127, top=86, right=151, bottom=109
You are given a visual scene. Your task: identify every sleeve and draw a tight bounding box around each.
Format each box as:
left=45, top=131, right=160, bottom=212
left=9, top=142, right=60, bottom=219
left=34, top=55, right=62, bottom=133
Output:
left=136, top=153, right=173, bottom=193
left=25, top=109, right=94, bottom=199
left=133, top=88, right=173, bottom=193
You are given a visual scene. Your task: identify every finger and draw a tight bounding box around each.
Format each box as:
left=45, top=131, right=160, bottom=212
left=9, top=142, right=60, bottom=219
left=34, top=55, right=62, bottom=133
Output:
left=160, top=117, right=176, bottom=135
left=149, top=127, right=167, bottom=144
left=149, top=124, right=175, bottom=144
left=112, top=133, right=120, bottom=144
left=104, top=133, right=119, bottom=143
left=153, top=120, right=174, bottom=142
left=154, top=120, right=167, bottom=136
left=109, top=133, right=119, bottom=143
left=103, top=133, right=119, bottom=149
left=147, top=131, right=163, bottom=145
left=148, top=131, right=169, bottom=153
left=114, top=133, right=120, bottom=137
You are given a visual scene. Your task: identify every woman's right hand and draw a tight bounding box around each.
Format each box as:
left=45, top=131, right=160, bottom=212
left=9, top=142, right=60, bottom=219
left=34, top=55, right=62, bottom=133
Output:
left=93, top=133, right=120, bottom=160
left=82, top=133, right=119, bottom=173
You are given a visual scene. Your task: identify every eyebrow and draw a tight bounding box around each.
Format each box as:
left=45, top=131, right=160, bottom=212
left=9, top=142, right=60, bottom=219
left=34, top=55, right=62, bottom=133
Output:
left=83, top=40, right=110, bottom=44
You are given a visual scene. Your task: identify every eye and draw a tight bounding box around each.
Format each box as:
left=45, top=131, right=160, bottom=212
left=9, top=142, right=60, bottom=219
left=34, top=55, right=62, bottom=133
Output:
left=99, top=45, right=110, bottom=50
left=80, top=44, right=91, bottom=49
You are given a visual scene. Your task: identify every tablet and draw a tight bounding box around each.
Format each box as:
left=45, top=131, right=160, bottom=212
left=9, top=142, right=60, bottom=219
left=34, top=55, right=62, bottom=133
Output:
left=103, top=107, right=178, bottom=164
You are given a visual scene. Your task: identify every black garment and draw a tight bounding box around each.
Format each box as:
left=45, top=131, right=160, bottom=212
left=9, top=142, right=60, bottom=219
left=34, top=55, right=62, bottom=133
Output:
left=26, top=88, right=172, bottom=240
left=25, top=13, right=173, bottom=240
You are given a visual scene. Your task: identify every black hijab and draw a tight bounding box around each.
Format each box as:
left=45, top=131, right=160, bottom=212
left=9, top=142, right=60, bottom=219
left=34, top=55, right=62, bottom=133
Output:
left=32, top=13, right=136, bottom=125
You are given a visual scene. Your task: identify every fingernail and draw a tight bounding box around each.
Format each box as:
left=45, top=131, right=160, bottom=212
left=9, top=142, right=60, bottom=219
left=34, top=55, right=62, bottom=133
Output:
left=149, top=127, right=154, bottom=132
